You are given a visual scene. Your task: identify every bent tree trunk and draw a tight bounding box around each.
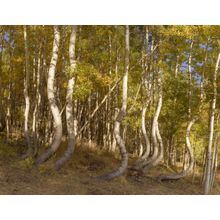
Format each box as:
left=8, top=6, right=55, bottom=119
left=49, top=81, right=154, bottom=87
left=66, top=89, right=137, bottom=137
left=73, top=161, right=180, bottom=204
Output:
left=22, top=25, right=32, bottom=159
left=55, top=25, right=77, bottom=170
left=132, top=27, right=152, bottom=170
left=204, top=52, right=220, bottom=194
left=132, top=99, right=151, bottom=170
left=142, top=95, right=163, bottom=171
left=156, top=40, right=197, bottom=181
left=156, top=117, right=197, bottom=181
left=98, top=25, right=129, bottom=180
left=140, top=73, right=163, bottom=171
left=36, top=26, right=62, bottom=165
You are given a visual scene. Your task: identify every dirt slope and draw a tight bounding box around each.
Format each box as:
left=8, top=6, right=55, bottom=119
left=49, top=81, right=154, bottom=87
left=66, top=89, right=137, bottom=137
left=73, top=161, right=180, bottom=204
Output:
left=0, top=140, right=220, bottom=195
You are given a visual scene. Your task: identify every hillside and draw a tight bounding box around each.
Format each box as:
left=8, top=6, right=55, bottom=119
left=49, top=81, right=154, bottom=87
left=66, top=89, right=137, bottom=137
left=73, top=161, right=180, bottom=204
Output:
left=0, top=138, right=219, bottom=195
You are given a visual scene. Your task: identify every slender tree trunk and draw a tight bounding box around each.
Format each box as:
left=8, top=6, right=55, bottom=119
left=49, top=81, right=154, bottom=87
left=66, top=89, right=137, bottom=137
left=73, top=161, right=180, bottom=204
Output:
left=156, top=40, right=196, bottom=181
left=132, top=99, right=151, bottom=169
left=140, top=100, right=151, bottom=158
left=183, top=41, right=194, bottom=174
left=55, top=25, right=77, bottom=170
left=200, top=39, right=209, bottom=100
left=156, top=117, right=197, bottom=181
left=22, top=25, right=32, bottom=158
left=141, top=72, right=163, bottom=171
left=36, top=26, right=62, bottom=165
left=204, top=52, right=220, bottom=194
left=98, top=25, right=129, bottom=180
left=32, top=51, right=42, bottom=156
left=210, top=133, right=219, bottom=189
left=132, top=27, right=152, bottom=170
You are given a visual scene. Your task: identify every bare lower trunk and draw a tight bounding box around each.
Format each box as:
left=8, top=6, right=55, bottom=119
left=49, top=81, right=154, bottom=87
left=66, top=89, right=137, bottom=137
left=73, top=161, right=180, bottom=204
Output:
left=132, top=100, right=151, bottom=169
left=210, top=133, right=219, bottom=189
left=156, top=117, right=197, bottom=181
left=36, top=26, right=62, bottom=165
left=22, top=25, right=32, bottom=158
left=98, top=25, right=129, bottom=180
left=32, top=53, right=41, bottom=156
left=140, top=74, right=163, bottom=171
left=204, top=52, right=220, bottom=194
left=55, top=26, right=77, bottom=170
left=141, top=101, right=151, bottom=158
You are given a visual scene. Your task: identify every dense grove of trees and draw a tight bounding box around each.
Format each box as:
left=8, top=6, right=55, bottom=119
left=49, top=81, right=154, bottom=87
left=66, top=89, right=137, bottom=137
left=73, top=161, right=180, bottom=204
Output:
left=0, top=25, right=220, bottom=194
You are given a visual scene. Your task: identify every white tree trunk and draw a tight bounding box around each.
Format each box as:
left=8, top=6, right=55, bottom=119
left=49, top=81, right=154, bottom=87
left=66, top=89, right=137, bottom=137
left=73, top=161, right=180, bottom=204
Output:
left=204, top=52, right=220, bottom=194
left=55, top=25, right=77, bottom=170
left=132, top=99, right=151, bottom=170
left=22, top=25, right=32, bottom=158
left=32, top=53, right=41, bottom=155
left=156, top=117, right=197, bottom=181
left=98, top=25, right=129, bottom=180
left=36, top=25, right=62, bottom=165
left=141, top=72, right=163, bottom=171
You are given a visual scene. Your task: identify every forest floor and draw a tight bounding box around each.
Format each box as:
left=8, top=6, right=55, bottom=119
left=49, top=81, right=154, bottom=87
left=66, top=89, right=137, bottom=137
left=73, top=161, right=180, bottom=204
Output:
left=1, top=137, right=220, bottom=195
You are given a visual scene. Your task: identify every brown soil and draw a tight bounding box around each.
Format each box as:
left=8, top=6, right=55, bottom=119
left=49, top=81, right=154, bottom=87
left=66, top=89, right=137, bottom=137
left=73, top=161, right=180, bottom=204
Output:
left=0, top=139, right=220, bottom=195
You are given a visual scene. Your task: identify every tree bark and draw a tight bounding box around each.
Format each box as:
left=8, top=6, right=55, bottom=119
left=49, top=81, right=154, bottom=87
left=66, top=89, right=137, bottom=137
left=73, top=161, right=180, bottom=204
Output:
left=141, top=72, right=163, bottom=171
left=156, top=117, right=197, bottom=181
left=98, top=25, right=129, bottom=180
left=36, top=25, right=62, bottom=165
left=132, top=99, right=151, bottom=170
left=22, top=25, right=32, bottom=158
left=204, top=52, right=220, bottom=194
left=55, top=25, right=77, bottom=170
left=210, top=133, right=219, bottom=189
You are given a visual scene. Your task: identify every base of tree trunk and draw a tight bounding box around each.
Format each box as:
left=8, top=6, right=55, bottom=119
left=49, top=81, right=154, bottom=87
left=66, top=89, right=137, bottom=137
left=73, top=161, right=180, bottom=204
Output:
left=54, top=138, right=75, bottom=170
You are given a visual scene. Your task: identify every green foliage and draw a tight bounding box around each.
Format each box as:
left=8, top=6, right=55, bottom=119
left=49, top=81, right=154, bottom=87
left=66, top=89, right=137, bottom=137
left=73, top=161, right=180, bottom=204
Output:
left=1, top=25, right=220, bottom=175
left=69, top=62, right=112, bottom=100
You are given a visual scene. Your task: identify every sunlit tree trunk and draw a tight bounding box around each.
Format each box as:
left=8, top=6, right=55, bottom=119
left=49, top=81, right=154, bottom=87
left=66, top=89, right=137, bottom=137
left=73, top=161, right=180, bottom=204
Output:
left=142, top=72, right=163, bottom=171
left=156, top=117, right=197, bottom=181
left=22, top=25, right=32, bottom=158
left=210, top=132, right=219, bottom=189
left=200, top=39, right=209, bottom=100
left=98, top=25, right=129, bottom=180
left=36, top=25, right=62, bottom=165
left=204, top=52, right=220, bottom=194
left=55, top=25, right=77, bottom=170
left=156, top=40, right=196, bottom=181
left=132, top=26, right=151, bottom=170
left=183, top=40, right=194, bottom=172
left=32, top=50, right=42, bottom=156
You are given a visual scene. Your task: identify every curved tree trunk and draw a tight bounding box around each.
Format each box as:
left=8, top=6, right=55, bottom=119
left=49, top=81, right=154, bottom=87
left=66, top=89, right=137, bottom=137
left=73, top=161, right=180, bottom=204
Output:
left=132, top=99, right=151, bottom=169
left=55, top=25, right=77, bottom=170
left=36, top=26, right=62, bottom=165
left=98, top=25, right=129, bottom=180
left=142, top=108, right=163, bottom=171
left=153, top=122, right=164, bottom=164
left=22, top=25, right=32, bottom=159
left=156, top=117, right=197, bottom=181
left=132, top=27, right=152, bottom=170
left=139, top=73, right=163, bottom=171
left=140, top=100, right=151, bottom=158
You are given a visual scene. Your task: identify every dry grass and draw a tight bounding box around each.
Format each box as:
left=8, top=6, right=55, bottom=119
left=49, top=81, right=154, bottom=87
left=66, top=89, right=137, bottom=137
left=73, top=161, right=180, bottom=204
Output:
left=0, top=138, right=220, bottom=195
